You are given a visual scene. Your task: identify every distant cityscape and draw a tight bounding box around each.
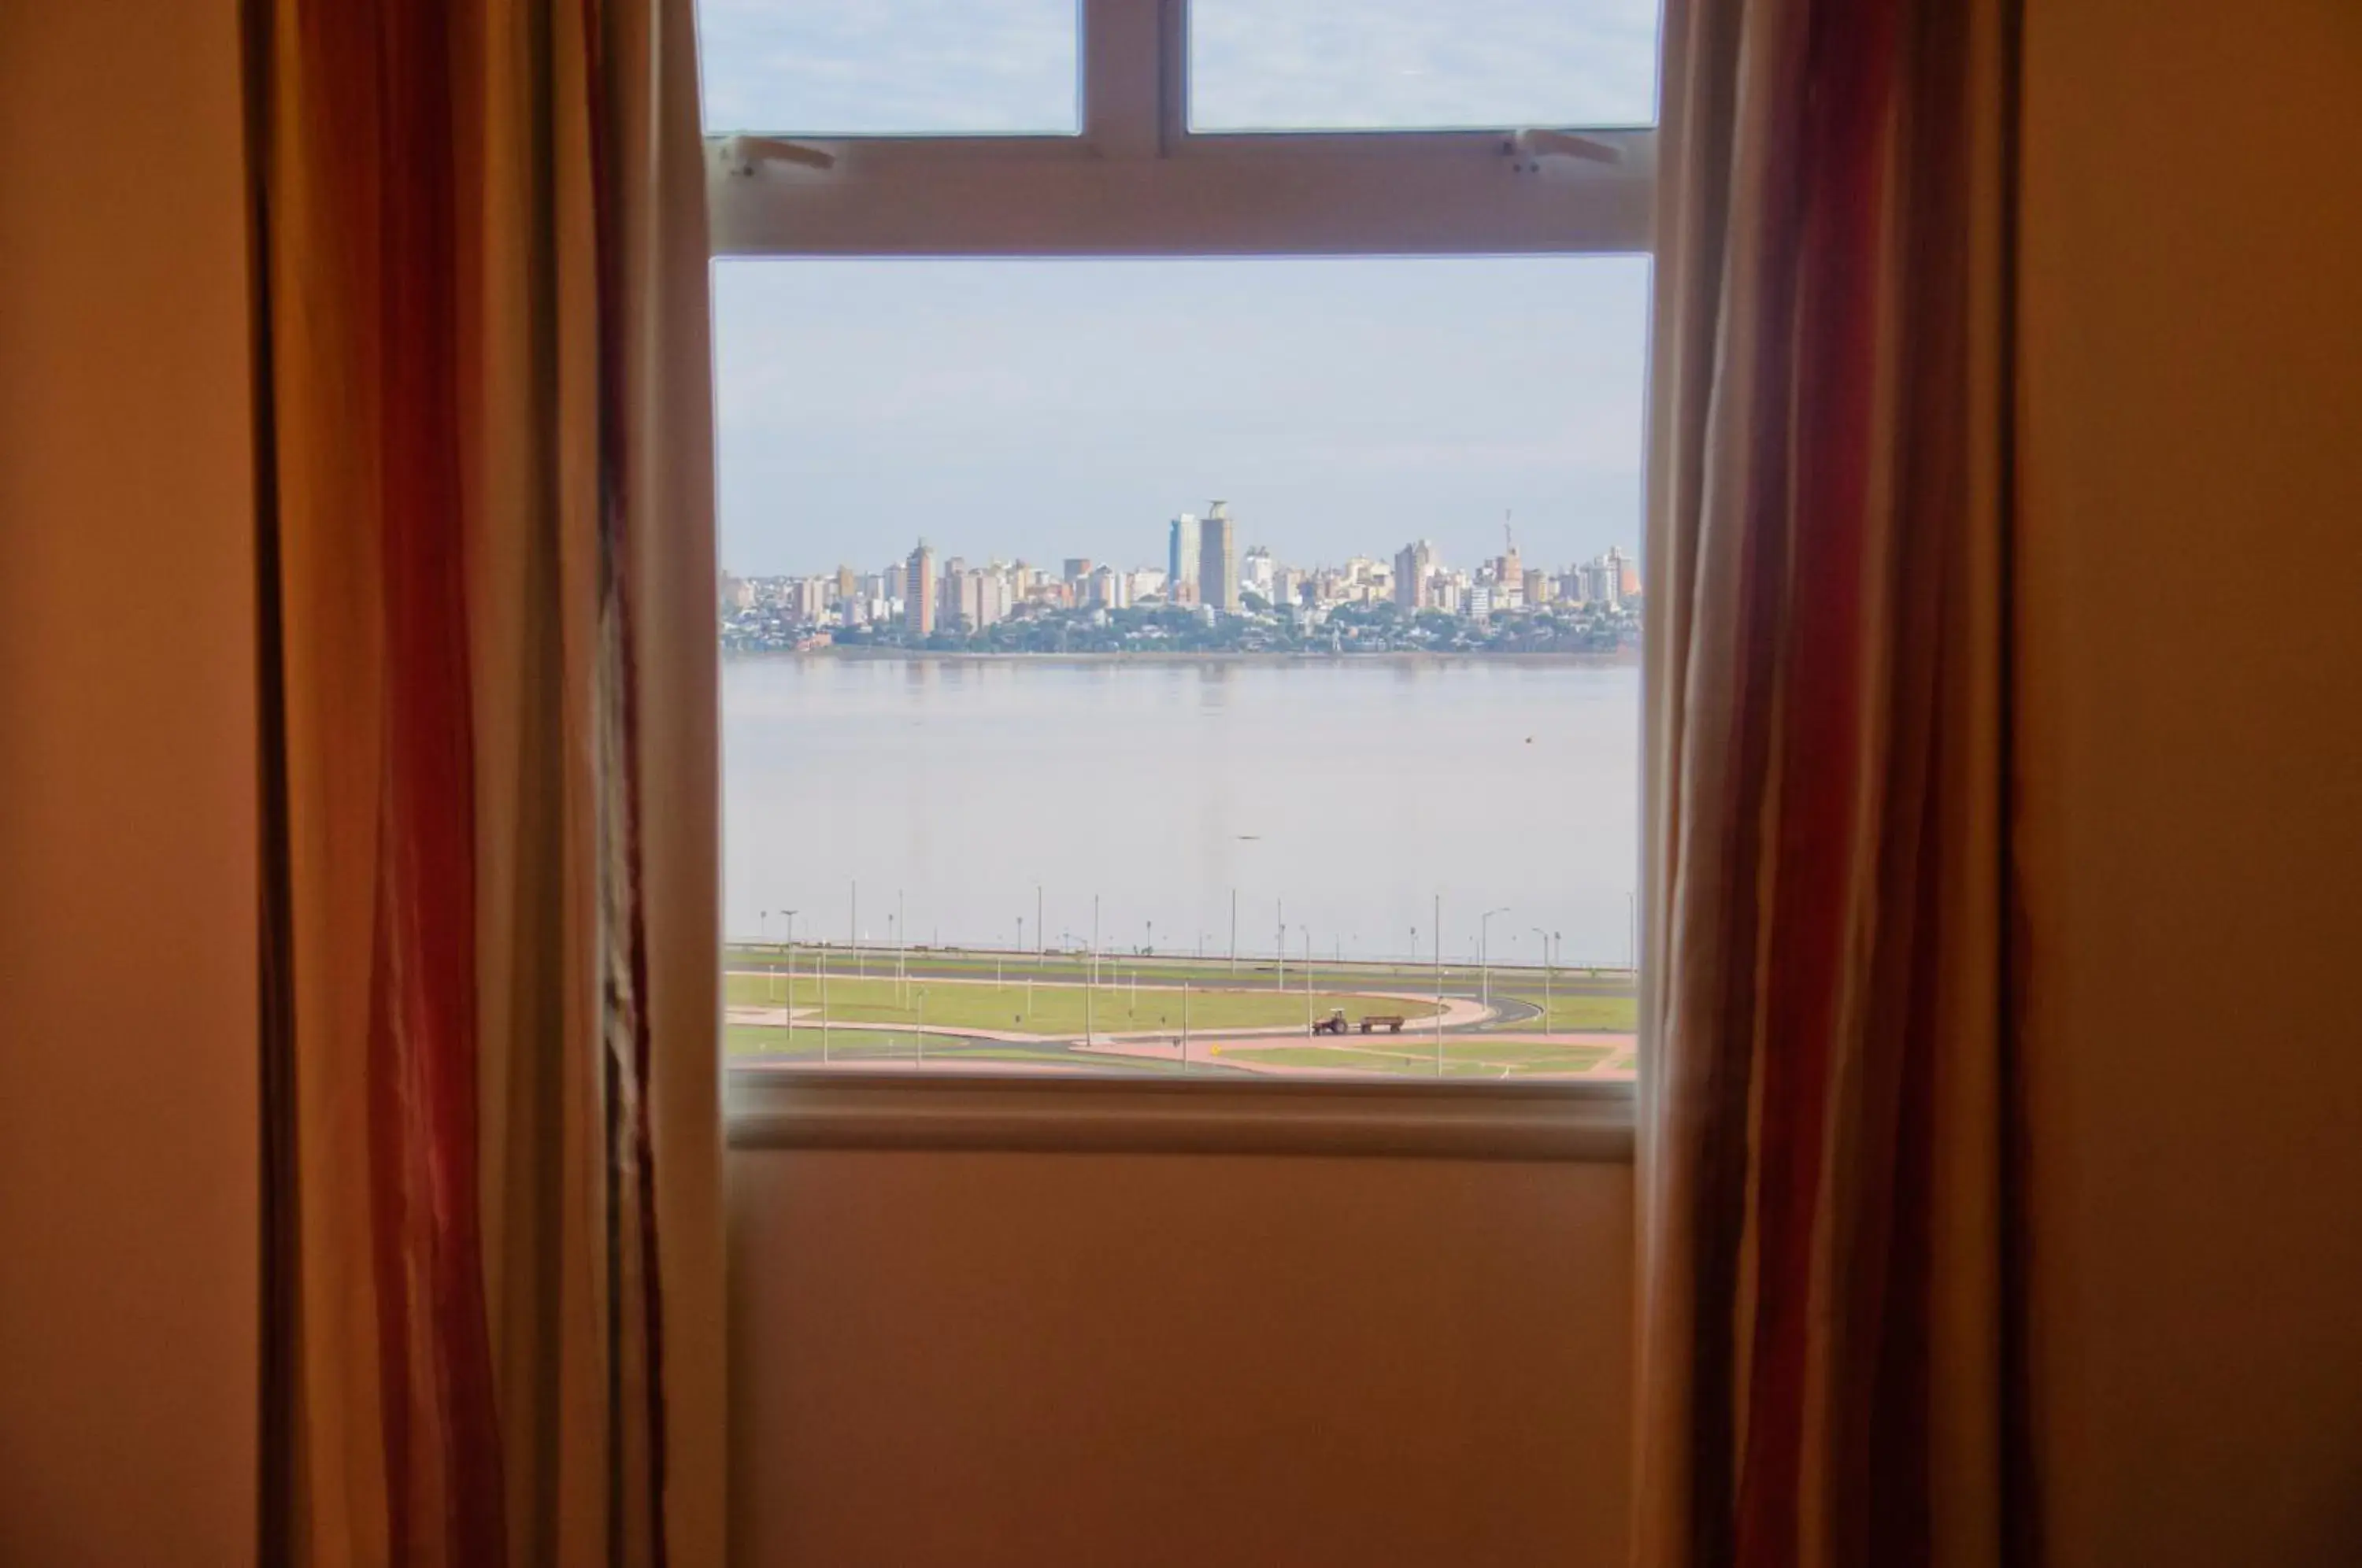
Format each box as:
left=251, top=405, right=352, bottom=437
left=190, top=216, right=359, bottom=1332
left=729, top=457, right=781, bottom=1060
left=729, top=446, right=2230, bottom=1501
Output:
left=720, top=501, right=1642, bottom=656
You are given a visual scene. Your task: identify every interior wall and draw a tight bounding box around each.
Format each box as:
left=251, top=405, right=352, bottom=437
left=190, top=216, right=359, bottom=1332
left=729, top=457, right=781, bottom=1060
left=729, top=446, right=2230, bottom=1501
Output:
left=2016, top=1, right=2362, bottom=1562
left=0, top=4, right=259, bottom=1563
left=731, top=1149, right=1634, bottom=1568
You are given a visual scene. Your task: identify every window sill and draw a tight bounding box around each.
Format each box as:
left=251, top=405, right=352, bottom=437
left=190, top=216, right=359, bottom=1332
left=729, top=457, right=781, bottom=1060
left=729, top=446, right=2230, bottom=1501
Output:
left=725, top=1067, right=1635, bottom=1163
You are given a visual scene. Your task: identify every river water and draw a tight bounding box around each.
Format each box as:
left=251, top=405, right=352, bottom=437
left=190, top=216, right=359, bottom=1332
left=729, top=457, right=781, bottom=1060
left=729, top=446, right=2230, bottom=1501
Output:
left=723, top=655, right=1640, bottom=970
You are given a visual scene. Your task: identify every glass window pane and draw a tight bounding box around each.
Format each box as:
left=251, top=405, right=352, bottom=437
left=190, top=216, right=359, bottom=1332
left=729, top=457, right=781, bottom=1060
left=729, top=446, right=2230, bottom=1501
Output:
left=715, top=257, right=1646, bottom=1082
left=698, top=0, right=1079, bottom=136
left=1190, top=0, right=1659, bottom=133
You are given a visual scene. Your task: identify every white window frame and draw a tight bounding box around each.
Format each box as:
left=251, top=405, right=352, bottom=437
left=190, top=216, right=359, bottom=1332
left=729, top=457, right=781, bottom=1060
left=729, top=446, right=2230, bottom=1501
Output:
left=708, top=0, right=1653, bottom=1154
left=706, top=0, right=1656, bottom=255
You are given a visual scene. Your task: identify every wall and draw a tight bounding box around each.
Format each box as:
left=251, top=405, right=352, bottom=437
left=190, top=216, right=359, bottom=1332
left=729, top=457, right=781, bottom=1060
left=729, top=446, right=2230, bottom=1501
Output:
left=2016, top=1, right=2362, bottom=1563
left=0, top=4, right=260, bottom=1564
left=731, top=1150, right=1634, bottom=1568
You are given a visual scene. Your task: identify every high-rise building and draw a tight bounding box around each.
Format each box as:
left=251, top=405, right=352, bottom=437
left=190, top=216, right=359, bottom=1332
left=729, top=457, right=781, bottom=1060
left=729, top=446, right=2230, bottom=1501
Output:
left=905, top=541, right=936, bottom=636
left=1394, top=540, right=1435, bottom=610
left=835, top=564, right=857, bottom=607
left=1610, top=545, right=1640, bottom=599
left=1090, top=563, right=1124, bottom=609
left=939, top=557, right=968, bottom=629
left=1495, top=520, right=1523, bottom=598
left=1242, top=545, right=1275, bottom=602
left=1168, top=513, right=1201, bottom=605
left=1581, top=550, right=1621, bottom=607
left=1198, top=500, right=1238, bottom=613
left=1062, top=557, right=1093, bottom=588
left=941, top=566, right=1007, bottom=631
left=976, top=569, right=1010, bottom=627
left=1524, top=568, right=1553, bottom=607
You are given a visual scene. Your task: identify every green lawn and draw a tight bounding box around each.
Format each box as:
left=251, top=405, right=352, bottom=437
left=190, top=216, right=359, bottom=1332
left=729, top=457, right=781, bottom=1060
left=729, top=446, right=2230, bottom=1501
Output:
left=725, top=1023, right=937, bottom=1059
left=1215, top=1038, right=1618, bottom=1078
left=725, top=1024, right=1202, bottom=1075
left=726, top=945, right=1636, bottom=998
left=724, top=971, right=1437, bottom=1037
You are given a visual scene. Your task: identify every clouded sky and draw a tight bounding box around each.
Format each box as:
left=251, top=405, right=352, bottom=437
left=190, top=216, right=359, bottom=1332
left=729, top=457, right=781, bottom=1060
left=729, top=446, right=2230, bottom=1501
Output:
left=698, top=0, right=1660, bottom=577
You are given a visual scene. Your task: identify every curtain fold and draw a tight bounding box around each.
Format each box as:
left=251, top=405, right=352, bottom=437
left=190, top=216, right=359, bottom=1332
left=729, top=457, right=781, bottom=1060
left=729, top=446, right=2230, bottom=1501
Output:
left=1635, top=0, right=2023, bottom=1562
left=246, top=1, right=722, bottom=1562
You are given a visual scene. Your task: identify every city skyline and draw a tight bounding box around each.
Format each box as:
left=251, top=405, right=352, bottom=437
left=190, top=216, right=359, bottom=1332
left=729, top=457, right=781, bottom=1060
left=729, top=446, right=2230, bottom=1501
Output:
left=727, top=511, right=1636, bottom=595
left=722, top=518, right=1638, bottom=656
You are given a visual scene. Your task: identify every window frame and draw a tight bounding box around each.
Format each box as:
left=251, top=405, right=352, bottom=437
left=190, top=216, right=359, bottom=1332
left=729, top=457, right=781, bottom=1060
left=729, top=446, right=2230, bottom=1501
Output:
left=705, top=0, right=1657, bottom=257
left=704, top=0, right=1655, bottom=1150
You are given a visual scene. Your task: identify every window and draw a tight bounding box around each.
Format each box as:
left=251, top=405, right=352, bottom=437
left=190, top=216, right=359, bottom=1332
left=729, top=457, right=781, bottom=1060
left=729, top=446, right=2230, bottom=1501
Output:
left=702, top=0, right=1654, bottom=1086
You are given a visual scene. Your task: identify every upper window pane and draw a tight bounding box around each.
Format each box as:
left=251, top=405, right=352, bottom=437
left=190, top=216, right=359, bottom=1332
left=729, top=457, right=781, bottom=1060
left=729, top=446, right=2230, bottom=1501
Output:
left=1189, top=0, right=1660, bottom=133
left=698, top=0, right=1079, bottom=136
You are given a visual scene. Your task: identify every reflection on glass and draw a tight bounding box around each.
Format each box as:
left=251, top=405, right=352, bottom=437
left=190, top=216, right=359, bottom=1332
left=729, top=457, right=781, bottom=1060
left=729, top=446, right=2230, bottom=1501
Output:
left=1190, top=0, right=1660, bottom=132
left=698, top=0, right=1079, bottom=135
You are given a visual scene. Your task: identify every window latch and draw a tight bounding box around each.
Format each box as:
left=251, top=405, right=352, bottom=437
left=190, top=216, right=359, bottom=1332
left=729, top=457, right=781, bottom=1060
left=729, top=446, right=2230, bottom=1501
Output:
left=1504, top=129, right=1620, bottom=175
left=713, top=135, right=838, bottom=179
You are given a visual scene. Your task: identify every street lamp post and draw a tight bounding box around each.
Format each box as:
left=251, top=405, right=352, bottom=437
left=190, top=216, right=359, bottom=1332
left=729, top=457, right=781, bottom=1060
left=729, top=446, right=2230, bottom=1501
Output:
left=1434, top=893, right=1445, bottom=1078
left=1532, top=926, right=1552, bottom=1034
left=1479, top=907, right=1510, bottom=1010
left=783, top=910, right=798, bottom=1045
left=759, top=909, right=774, bottom=1003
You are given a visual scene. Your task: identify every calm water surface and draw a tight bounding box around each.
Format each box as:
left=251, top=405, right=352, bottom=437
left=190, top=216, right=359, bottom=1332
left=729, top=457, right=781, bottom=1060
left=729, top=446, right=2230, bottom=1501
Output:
left=724, top=656, right=1640, bottom=968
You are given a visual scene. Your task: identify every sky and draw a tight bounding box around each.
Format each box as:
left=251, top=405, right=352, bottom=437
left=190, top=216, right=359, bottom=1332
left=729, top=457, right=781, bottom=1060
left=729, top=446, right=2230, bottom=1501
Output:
left=698, top=0, right=1660, bottom=578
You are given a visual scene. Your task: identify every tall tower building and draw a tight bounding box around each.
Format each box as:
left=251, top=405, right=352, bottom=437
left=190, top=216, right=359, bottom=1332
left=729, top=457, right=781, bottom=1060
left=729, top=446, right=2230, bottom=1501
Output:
left=1198, top=500, right=1238, bottom=613
left=1394, top=540, right=1435, bottom=610
left=905, top=541, right=936, bottom=636
left=1168, top=512, right=1201, bottom=605
left=1609, top=545, right=1640, bottom=599
left=1495, top=517, right=1522, bottom=596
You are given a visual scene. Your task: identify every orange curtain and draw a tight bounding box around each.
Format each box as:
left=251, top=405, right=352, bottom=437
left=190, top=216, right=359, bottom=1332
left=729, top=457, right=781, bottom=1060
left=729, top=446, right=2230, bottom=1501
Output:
left=1634, top=0, right=2027, bottom=1562
left=246, top=1, right=723, bottom=1562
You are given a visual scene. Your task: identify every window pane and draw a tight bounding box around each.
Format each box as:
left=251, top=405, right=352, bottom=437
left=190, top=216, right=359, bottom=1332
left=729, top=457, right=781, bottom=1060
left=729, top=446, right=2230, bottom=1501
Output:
left=698, top=0, right=1079, bottom=136
left=716, top=257, right=1645, bottom=1080
left=1189, top=0, right=1660, bottom=132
